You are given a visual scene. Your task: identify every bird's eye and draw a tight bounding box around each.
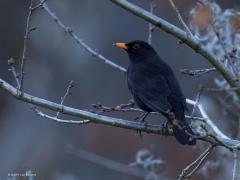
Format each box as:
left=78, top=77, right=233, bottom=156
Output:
left=133, top=44, right=140, bottom=50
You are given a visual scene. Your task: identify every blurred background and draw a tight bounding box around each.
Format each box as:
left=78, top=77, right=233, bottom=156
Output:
left=0, top=0, right=239, bottom=179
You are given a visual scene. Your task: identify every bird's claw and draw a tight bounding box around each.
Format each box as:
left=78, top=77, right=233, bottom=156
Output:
left=134, top=116, right=140, bottom=121
left=162, top=121, right=174, bottom=134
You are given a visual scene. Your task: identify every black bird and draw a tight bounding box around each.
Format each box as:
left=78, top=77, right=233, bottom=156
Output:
left=114, top=40, right=196, bottom=145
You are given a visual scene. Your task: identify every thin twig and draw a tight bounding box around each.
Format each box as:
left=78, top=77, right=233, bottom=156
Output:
left=19, top=0, right=34, bottom=92
left=91, top=101, right=206, bottom=121
left=180, top=68, right=216, bottom=77
left=148, top=0, right=156, bottom=44
left=201, top=125, right=233, bottom=152
left=40, top=0, right=126, bottom=73
left=233, top=150, right=239, bottom=180
left=184, top=146, right=215, bottom=179
left=205, top=86, right=240, bottom=92
left=178, top=145, right=215, bottom=180
left=185, top=116, right=207, bottom=122
left=56, top=80, right=74, bottom=118
left=91, top=100, right=135, bottom=113
left=8, top=58, right=20, bottom=88
left=34, top=108, right=90, bottom=124
left=232, top=118, right=240, bottom=180
left=168, top=0, right=194, bottom=38
left=7, top=58, right=86, bottom=125
left=31, top=0, right=47, bottom=11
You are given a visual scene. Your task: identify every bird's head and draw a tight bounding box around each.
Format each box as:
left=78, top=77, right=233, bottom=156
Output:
left=114, top=40, right=158, bottom=63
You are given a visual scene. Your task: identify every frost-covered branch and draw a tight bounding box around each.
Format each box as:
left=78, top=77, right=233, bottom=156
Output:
left=1, top=78, right=240, bottom=150
left=110, top=0, right=240, bottom=96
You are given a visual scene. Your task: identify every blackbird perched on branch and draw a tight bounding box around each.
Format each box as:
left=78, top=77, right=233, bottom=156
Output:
left=114, top=40, right=196, bottom=145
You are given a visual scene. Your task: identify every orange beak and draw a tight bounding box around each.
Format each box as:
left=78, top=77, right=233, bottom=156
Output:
left=113, top=42, right=128, bottom=50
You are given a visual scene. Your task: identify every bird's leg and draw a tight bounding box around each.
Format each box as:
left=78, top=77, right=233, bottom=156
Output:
left=134, top=112, right=149, bottom=123
left=162, top=121, right=171, bottom=129
left=167, top=112, right=180, bottom=127
left=135, top=112, right=149, bottom=138
left=162, top=121, right=171, bottom=134
left=140, top=112, right=149, bottom=123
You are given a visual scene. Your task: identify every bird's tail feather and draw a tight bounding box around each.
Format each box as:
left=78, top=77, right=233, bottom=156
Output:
left=172, top=123, right=196, bottom=145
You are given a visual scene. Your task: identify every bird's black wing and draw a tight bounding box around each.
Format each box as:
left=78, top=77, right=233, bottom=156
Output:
left=128, top=69, right=172, bottom=113
left=165, top=68, right=187, bottom=111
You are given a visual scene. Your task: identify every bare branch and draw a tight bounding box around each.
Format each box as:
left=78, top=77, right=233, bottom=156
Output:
left=180, top=68, right=216, bottom=77
left=2, top=78, right=240, bottom=149
left=31, top=0, right=47, bottom=11
left=91, top=101, right=206, bottom=122
left=110, top=0, right=240, bottom=96
left=34, top=107, right=90, bottom=124
left=205, top=86, right=240, bottom=92
left=91, top=100, right=135, bottom=113
left=19, top=0, right=34, bottom=92
left=178, top=145, right=215, bottom=180
left=148, top=0, right=156, bottom=44
left=186, top=99, right=230, bottom=141
left=232, top=118, right=240, bottom=180
left=56, top=80, right=74, bottom=118
left=0, top=78, right=171, bottom=135
left=8, top=58, right=80, bottom=125
left=8, top=58, right=20, bottom=88
left=168, top=0, right=194, bottom=38
left=40, top=0, right=126, bottom=73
